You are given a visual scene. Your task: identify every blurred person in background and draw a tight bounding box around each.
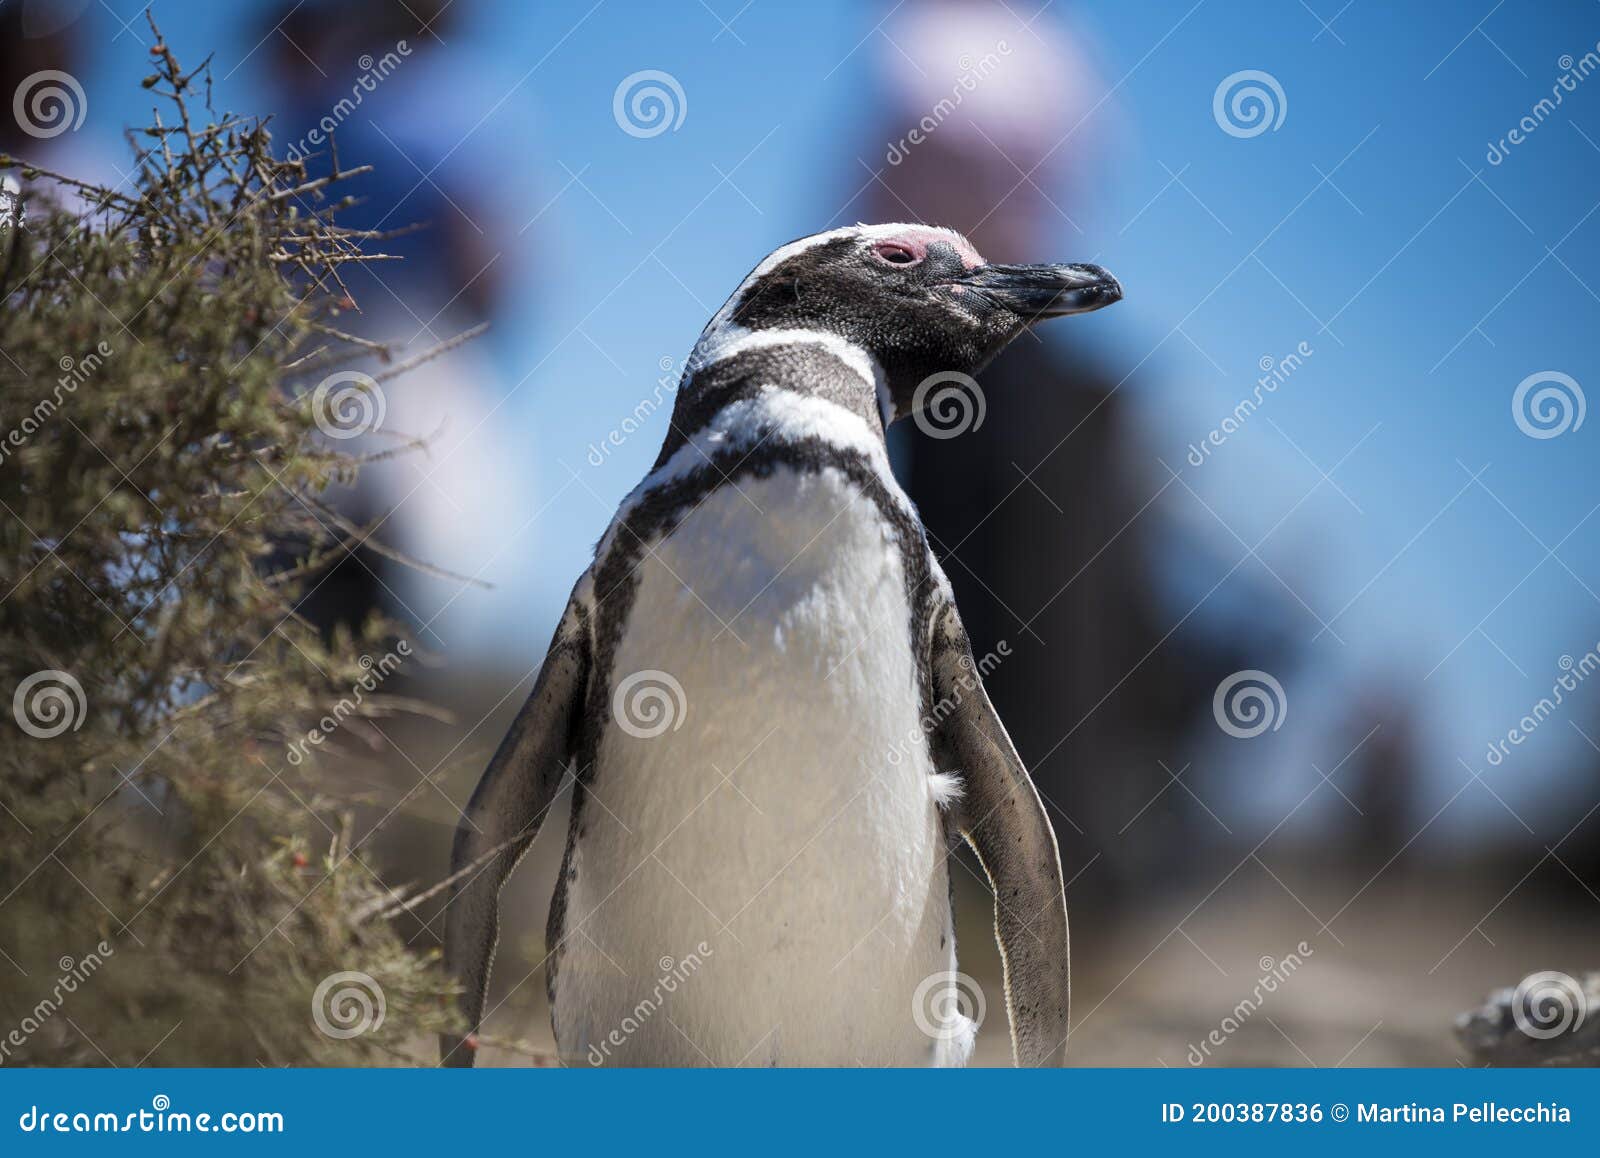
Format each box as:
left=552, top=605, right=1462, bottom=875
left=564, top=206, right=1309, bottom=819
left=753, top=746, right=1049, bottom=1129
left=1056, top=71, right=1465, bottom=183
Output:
left=864, top=0, right=1290, bottom=930
left=262, top=0, right=531, bottom=662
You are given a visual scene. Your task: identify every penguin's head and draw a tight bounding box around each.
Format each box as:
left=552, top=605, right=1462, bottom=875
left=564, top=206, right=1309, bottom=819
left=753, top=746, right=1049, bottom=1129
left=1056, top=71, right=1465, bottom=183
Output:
left=697, top=223, right=1121, bottom=424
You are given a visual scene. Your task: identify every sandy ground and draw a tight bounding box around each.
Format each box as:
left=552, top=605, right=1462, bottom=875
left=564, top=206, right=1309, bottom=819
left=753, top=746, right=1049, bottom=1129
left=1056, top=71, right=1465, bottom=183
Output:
left=370, top=679, right=1595, bottom=1069
left=453, top=844, right=1592, bottom=1068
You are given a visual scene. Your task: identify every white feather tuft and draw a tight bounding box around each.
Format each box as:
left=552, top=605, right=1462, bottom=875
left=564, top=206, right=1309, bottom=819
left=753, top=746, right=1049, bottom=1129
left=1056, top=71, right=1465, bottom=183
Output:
left=928, top=771, right=964, bottom=810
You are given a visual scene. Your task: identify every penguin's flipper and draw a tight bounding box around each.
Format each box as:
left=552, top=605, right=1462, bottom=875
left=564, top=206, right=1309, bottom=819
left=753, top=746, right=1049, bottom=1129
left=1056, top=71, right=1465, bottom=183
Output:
left=440, top=587, right=591, bottom=1067
left=928, top=602, right=1070, bottom=1067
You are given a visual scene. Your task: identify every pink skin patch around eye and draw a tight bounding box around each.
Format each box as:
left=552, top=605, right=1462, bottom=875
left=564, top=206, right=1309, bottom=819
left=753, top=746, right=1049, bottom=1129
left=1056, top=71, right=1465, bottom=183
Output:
left=876, top=227, right=985, bottom=270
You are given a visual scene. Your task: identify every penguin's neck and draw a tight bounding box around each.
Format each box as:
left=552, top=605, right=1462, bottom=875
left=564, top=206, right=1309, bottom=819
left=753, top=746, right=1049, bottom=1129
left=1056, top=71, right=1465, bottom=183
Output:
left=652, top=326, right=889, bottom=471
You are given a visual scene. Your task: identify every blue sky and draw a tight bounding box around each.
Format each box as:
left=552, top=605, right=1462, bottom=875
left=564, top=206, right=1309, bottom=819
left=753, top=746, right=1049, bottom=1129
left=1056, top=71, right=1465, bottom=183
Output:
left=56, top=0, right=1600, bottom=835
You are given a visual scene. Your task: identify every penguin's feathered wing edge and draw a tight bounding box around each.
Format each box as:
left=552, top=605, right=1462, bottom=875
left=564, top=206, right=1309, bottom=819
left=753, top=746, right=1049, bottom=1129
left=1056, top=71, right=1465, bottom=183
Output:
left=928, top=597, right=1072, bottom=1067
left=440, top=581, right=592, bottom=1067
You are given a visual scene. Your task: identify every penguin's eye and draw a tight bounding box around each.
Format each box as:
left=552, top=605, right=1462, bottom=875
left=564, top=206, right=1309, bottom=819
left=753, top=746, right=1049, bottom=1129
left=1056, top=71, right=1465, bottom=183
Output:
left=873, top=243, right=921, bottom=266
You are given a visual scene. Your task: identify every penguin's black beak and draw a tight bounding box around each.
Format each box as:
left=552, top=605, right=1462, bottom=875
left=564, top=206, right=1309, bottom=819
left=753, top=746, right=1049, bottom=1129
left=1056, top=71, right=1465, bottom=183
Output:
left=952, top=262, right=1123, bottom=319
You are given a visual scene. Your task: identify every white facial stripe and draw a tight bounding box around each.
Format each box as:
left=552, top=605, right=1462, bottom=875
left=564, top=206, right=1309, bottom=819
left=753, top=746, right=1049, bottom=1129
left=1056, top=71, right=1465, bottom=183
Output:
left=850, top=221, right=974, bottom=248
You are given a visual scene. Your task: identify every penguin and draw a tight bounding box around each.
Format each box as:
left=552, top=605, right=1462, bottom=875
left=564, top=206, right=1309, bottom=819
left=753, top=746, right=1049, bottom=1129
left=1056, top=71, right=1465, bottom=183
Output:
left=442, top=223, right=1121, bottom=1067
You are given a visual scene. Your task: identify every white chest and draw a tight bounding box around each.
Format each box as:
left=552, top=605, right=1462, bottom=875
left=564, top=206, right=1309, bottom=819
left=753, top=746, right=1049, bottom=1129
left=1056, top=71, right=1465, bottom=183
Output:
left=555, top=463, right=961, bottom=1066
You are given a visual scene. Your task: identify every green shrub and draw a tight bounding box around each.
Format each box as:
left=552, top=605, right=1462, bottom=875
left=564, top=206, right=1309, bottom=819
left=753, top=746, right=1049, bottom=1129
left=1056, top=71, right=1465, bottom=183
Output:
left=0, top=24, right=462, bottom=1065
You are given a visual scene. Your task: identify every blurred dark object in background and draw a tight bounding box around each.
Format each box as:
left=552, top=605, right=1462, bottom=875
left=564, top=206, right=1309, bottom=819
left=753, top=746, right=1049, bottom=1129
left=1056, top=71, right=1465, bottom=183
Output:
left=1337, top=687, right=1422, bottom=865
left=0, top=1, right=80, bottom=154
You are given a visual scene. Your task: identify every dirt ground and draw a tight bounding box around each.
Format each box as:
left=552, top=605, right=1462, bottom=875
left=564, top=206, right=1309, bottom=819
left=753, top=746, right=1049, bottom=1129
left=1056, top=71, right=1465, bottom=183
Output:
left=457, top=844, right=1591, bottom=1068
